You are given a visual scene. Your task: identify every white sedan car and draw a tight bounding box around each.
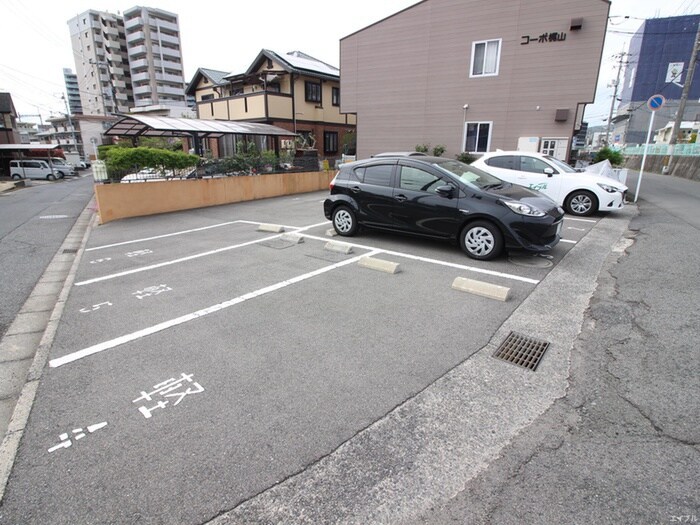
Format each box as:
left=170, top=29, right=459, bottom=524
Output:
left=472, top=151, right=627, bottom=216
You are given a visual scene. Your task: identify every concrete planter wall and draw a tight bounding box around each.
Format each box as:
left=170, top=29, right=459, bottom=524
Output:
left=94, top=171, right=334, bottom=224
left=623, top=155, right=700, bottom=181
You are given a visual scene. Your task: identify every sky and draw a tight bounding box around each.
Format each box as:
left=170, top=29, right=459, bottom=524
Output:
left=0, top=0, right=697, bottom=127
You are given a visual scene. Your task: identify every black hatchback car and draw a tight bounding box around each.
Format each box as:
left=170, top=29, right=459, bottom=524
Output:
left=323, top=156, right=565, bottom=260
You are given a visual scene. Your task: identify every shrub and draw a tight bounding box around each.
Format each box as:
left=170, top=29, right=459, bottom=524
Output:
left=593, top=147, right=624, bottom=166
left=415, top=144, right=430, bottom=153
left=455, top=152, right=477, bottom=164
left=104, top=147, right=198, bottom=175
left=432, top=144, right=446, bottom=157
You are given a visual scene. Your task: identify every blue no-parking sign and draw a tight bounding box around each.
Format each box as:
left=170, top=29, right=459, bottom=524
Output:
left=647, top=94, right=665, bottom=111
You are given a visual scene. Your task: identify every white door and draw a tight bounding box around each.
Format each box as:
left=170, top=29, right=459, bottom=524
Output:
left=540, top=138, right=569, bottom=161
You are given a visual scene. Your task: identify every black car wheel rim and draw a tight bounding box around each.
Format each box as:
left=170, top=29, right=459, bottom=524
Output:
left=334, top=209, right=353, bottom=233
left=465, top=227, right=494, bottom=256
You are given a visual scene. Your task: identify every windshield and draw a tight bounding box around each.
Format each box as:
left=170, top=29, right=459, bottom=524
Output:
left=433, top=159, right=505, bottom=190
left=545, top=156, right=577, bottom=173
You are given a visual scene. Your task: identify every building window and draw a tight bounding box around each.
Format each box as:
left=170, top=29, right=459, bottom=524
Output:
left=201, top=94, right=214, bottom=101
left=324, top=131, right=338, bottom=154
left=464, top=122, right=491, bottom=153
left=305, top=81, right=321, bottom=103
left=332, top=87, right=340, bottom=106
left=470, top=39, right=501, bottom=77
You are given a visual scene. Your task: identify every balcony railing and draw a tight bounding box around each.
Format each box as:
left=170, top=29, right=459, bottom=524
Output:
left=124, top=16, right=143, bottom=30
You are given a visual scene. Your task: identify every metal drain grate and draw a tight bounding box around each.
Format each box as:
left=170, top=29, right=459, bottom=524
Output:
left=63, top=248, right=78, bottom=254
left=493, top=331, right=550, bottom=371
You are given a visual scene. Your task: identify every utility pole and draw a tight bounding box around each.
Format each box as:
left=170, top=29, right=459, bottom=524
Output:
left=61, top=94, right=80, bottom=155
left=605, top=51, right=628, bottom=147
left=664, top=20, right=700, bottom=174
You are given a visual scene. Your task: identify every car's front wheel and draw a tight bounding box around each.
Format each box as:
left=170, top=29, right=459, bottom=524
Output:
left=332, top=205, right=358, bottom=236
left=11, top=174, right=21, bottom=180
left=460, top=220, right=503, bottom=260
left=47, top=174, right=56, bottom=181
left=565, top=190, right=597, bottom=216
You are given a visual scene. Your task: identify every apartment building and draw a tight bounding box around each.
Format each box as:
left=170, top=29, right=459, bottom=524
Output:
left=0, top=93, right=20, bottom=145
left=340, top=0, right=609, bottom=160
left=63, top=68, right=83, bottom=115
left=613, top=14, right=700, bottom=146
left=187, top=50, right=356, bottom=162
left=68, top=10, right=133, bottom=115
left=123, top=6, right=188, bottom=111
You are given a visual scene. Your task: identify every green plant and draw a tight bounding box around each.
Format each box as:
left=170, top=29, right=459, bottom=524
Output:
left=593, top=147, right=624, bottom=166
left=432, top=144, right=446, bottom=157
left=455, top=152, right=477, bottom=164
left=415, top=144, right=430, bottom=153
left=104, top=147, right=198, bottom=176
left=690, top=132, right=697, bottom=144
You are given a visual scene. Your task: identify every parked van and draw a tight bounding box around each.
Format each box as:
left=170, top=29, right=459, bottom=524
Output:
left=31, top=157, right=76, bottom=177
left=9, top=160, right=63, bottom=180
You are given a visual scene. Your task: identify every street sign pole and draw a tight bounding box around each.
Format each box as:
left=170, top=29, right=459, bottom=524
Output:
left=635, top=110, right=655, bottom=202
left=635, top=95, right=666, bottom=202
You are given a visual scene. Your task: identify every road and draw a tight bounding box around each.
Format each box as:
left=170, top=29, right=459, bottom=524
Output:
left=0, top=175, right=95, bottom=338
left=0, top=171, right=697, bottom=524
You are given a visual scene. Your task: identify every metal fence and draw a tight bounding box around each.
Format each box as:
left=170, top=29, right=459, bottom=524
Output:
left=623, top=143, right=700, bottom=156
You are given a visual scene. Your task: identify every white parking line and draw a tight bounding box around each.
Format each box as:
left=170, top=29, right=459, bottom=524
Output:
left=559, top=239, right=577, bottom=244
left=50, top=249, right=381, bottom=368
left=298, top=233, right=540, bottom=285
left=86, top=221, right=241, bottom=251
left=564, top=217, right=597, bottom=223
left=75, top=221, right=330, bottom=286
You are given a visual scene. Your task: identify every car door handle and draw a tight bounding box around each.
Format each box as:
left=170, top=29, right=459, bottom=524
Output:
left=394, top=194, right=407, bottom=202
left=351, top=186, right=361, bottom=193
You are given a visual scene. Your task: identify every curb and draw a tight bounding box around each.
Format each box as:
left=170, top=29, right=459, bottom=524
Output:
left=0, top=200, right=97, bottom=502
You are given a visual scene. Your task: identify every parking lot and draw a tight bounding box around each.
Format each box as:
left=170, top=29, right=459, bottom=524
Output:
left=0, top=190, right=619, bottom=524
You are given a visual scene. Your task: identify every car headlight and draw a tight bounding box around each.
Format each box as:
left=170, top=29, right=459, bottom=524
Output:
left=503, top=200, right=546, bottom=217
left=597, top=183, right=620, bottom=193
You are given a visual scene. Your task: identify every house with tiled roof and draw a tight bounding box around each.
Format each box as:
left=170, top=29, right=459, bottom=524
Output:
left=187, top=50, right=356, bottom=163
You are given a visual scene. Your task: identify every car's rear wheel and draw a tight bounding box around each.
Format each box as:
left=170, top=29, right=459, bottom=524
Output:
left=565, top=190, right=597, bottom=216
left=47, top=174, right=56, bottom=181
left=460, top=220, right=503, bottom=260
left=332, top=205, right=358, bottom=236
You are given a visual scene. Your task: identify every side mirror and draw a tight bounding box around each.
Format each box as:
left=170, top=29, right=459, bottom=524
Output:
left=435, top=185, right=454, bottom=198
left=543, top=167, right=555, bottom=177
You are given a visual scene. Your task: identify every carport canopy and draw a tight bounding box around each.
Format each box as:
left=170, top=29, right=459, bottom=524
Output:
left=104, top=115, right=295, bottom=139
left=0, top=144, right=62, bottom=152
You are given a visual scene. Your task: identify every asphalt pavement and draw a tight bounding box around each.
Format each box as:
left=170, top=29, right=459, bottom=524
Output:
left=409, top=170, right=700, bottom=525
left=0, top=170, right=697, bottom=524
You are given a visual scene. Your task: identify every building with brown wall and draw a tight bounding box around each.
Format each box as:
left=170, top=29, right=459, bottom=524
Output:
left=340, top=0, right=609, bottom=160
left=187, top=50, right=357, bottom=163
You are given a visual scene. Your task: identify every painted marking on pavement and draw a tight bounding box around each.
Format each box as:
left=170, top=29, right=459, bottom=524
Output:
left=565, top=217, right=597, bottom=223
left=50, top=249, right=381, bottom=368
left=85, top=221, right=241, bottom=251
left=559, top=239, right=577, bottom=244
left=298, top=233, right=540, bottom=285
left=75, top=221, right=330, bottom=286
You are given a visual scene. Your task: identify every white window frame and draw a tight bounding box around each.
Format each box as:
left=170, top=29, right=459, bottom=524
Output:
left=470, top=39, right=502, bottom=78
left=463, top=121, right=493, bottom=153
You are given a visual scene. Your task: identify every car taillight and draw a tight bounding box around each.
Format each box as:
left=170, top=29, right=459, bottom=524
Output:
left=329, top=177, right=337, bottom=191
